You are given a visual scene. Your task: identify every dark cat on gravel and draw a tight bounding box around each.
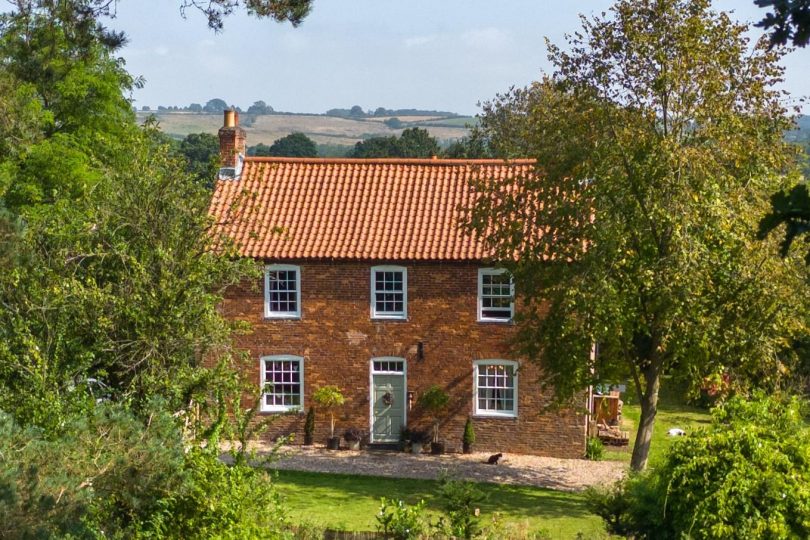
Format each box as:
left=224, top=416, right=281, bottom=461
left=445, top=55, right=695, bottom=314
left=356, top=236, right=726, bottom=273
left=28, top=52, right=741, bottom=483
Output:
left=485, top=453, right=503, bottom=465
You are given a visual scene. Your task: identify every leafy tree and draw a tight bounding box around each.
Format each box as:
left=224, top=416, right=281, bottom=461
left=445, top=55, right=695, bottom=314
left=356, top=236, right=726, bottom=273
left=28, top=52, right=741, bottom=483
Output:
left=384, top=117, right=403, bottom=129
left=179, top=131, right=220, bottom=185
left=466, top=0, right=808, bottom=470
left=398, top=127, right=440, bottom=157
left=203, top=97, right=229, bottom=113
left=350, top=135, right=401, bottom=158
left=247, top=100, right=274, bottom=114
left=349, top=104, right=366, bottom=117
left=349, top=128, right=440, bottom=158
left=756, top=0, right=810, bottom=47
left=248, top=142, right=273, bottom=156
left=589, top=394, right=810, bottom=539
left=188, top=102, right=203, bottom=112
left=265, top=132, right=318, bottom=157
left=443, top=134, right=492, bottom=159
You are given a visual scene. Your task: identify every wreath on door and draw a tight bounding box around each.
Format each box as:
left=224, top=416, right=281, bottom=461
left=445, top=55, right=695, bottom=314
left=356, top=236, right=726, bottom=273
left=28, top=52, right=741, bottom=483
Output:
left=382, top=392, right=393, bottom=406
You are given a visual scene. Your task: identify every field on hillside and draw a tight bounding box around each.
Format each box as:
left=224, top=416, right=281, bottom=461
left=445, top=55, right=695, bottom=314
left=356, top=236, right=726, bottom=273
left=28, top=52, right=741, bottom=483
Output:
left=137, top=112, right=473, bottom=148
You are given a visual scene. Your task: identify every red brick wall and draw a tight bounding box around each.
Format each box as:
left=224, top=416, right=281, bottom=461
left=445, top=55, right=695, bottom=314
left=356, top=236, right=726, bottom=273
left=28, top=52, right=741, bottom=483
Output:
left=221, top=261, right=587, bottom=458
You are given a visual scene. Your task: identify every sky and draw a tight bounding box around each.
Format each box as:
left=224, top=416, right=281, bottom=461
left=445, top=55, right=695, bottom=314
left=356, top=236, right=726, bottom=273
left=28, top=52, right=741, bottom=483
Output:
left=113, top=0, right=808, bottom=116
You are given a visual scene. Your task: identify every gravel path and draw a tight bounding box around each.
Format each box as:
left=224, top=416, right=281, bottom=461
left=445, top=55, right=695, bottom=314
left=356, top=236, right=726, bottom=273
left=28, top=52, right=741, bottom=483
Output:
left=248, top=444, right=626, bottom=492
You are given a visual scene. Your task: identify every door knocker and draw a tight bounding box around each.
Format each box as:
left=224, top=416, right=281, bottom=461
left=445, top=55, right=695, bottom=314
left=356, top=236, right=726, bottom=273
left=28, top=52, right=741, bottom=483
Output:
left=382, top=391, right=393, bottom=406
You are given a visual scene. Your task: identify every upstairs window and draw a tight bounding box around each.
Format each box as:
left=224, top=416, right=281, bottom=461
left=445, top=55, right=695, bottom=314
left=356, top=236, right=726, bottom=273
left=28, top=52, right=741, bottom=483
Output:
left=478, top=268, right=514, bottom=322
left=260, top=355, right=304, bottom=412
left=370, top=266, right=407, bottom=320
left=473, top=360, right=518, bottom=417
left=265, top=264, right=301, bottom=319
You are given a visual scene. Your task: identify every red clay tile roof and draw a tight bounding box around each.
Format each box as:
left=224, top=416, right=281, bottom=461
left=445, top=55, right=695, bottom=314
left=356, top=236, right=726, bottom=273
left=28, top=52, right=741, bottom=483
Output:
left=208, top=157, right=535, bottom=261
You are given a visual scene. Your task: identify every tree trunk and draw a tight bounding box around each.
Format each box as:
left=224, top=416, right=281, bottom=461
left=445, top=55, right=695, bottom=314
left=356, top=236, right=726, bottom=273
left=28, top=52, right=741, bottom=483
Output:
left=630, top=368, right=660, bottom=471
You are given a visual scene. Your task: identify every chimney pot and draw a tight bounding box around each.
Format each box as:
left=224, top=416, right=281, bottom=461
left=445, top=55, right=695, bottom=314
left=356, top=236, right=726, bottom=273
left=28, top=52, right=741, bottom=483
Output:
left=223, top=109, right=236, bottom=128
left=218, top=107, right=246, bottom=172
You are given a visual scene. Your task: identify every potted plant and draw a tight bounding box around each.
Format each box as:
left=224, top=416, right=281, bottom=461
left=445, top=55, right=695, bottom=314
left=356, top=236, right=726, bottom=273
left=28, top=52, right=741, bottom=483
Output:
left=462, top=417, right=475, bottom=454
left=303, top=406, right=315, bottom=446
left=312, top=385, right=345, bottom=450
left=343, top=428, right=364, bottom=451
left=417, top=385, right=450, bottom=455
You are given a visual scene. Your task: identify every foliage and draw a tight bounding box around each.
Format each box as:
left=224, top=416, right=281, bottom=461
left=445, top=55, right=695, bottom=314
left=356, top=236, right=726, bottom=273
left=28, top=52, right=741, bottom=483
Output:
left=179, top=131, right=221, bottom=186
left=304, top=406, right=315, bottom=442
left=462, top=417, right=476, bottom=445
left=589, top=394, right=810, bottom=539
left=465, top=0, right=809, bottom=471
left=417, top=385, right=449, bottom=443
left=247, top=100, right=274, bottom=114
left=384, top=117, right=404, bottom=129
left=435, top=475, right=487, bottom=539
left=350, top=128, right=440, bottom=158
left=376, top=498, right=428, bottom=540
left=760, top=184, right=810, bottom=264
left=343, top=427, right=364, bottom=442
left=0, top=402, right=289, bottom=539
left=312, top=385, right=345, bottom=438
left=443, top=134, right=492, bottom=159
left=204, top=98, right=229, bottom=113
left=756, top=0, right=810, bottom=47
left=264, top=132, right=318, bottom=157
left=585, top=437, right=604, bottom=461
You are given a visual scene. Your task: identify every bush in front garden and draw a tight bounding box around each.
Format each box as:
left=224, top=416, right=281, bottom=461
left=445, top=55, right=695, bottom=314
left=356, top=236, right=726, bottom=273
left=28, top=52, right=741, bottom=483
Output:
left=587, top=394, right=810, bottom=539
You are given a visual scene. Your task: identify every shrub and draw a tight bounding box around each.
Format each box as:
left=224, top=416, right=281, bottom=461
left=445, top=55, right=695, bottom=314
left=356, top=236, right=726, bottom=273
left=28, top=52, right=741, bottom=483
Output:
left=436, top=475, right=487, bottom=539
left=585, top=436, right=604, bottom=461
left=588, top=394, right=810, bottom=539
left=463, top=417, right=475, bottom=446
left=0, top=402, right=289, bottom=539
left=304, top=406, right=315, bottom=444
left=417, top=385, right=449, bottom=443
left=376, top=498, right=427, bottom=540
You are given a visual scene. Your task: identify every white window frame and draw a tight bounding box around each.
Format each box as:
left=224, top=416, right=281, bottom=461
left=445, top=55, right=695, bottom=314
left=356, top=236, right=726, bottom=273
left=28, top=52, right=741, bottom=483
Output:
left=370, top=265, right=408, bottom=320
left=260, top=354, right=304, bottom=413
left=264, top=264, right=301, bottom=319
left=473, top=360, right=519, bottom=418
left=477, top=268, right=514, bottom=322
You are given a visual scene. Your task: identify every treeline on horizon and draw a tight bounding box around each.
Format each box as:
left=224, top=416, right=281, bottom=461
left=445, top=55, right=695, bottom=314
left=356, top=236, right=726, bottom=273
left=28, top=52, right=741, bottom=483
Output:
left=136, top=98, right=466, bottom=119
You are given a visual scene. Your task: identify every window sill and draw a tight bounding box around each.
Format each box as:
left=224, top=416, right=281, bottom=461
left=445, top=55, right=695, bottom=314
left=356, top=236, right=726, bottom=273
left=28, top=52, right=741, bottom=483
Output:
left=259, top=408, right=304, bottom=415
left=371, top=316, right=409, bottom=322
left=263, top=315, right=302, bottom=321
left=472, top=413, right=518, bottom=420
left=477, top=318, right=514, bottom=325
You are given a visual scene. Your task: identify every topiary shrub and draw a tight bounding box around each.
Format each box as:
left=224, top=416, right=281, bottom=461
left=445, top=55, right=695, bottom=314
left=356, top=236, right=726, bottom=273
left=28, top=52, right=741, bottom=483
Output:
left=462, top=417, right=475, bottom=453
left=588, top=394, right=810, bottom=539
left=303, top=406, right=315, bottom=445
left=312, top=385, right=345, bottom=439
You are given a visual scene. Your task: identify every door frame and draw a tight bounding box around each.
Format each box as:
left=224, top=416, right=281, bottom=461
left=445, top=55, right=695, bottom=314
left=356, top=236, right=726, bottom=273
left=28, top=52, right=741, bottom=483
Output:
left=368, top=357, right=407, bottom=443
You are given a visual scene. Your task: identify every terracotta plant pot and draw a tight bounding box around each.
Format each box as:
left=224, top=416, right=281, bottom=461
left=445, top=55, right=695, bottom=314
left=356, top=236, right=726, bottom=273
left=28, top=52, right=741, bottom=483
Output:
left=462, top=442, right=473, bottom=454
left=347, top=440, right=360, bottom=451
left=431, top=441, right=445, bottom=455
left=410, top=442, right=422, bottom=454
left=326, top=437, right=341, bottom=450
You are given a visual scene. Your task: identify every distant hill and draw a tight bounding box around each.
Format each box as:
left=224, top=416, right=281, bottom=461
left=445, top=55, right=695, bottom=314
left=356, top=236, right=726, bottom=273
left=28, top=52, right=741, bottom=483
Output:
left=787, top=114, right=810, bottom=143
left=137, top=111, right=475, bottom=154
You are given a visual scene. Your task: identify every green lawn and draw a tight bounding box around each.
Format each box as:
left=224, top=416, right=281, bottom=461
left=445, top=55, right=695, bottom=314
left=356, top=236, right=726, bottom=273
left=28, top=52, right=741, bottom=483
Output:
left=272, top=470, right=606, bottom=539
left=603, top=398, right=711, bottom=466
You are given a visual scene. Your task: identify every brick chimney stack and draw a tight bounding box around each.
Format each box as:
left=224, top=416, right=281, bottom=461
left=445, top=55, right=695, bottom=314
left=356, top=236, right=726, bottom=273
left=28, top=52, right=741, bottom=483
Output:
left=218, top=109, right=246, bottom=168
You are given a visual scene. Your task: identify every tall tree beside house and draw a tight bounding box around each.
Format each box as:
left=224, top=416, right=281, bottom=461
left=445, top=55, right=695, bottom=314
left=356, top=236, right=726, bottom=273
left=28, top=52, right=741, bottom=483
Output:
left=466, top=0, right=809, bottom=471
left=178, top=132, right=221, bottom=186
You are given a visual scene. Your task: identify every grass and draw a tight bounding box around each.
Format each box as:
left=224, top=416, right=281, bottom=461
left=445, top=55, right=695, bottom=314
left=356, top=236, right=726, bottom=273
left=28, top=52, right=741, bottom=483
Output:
left=272, top=470, right=606, bottom=538
left=602, top=393, right=711, bottom=466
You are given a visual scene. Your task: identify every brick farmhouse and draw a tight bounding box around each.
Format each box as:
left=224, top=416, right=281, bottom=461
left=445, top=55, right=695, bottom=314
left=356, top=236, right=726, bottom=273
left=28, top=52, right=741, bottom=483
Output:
left=208, top=111, right=588, bottom=458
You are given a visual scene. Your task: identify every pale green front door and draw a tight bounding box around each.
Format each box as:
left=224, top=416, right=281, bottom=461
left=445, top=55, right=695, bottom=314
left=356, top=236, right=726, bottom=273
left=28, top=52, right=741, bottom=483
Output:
left=371, top=373, right=405, bottom=442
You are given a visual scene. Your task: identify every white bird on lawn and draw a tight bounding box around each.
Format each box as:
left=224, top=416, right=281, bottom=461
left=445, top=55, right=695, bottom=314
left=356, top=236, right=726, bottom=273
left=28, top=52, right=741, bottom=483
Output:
left=667, top=428, right=686, bottom=437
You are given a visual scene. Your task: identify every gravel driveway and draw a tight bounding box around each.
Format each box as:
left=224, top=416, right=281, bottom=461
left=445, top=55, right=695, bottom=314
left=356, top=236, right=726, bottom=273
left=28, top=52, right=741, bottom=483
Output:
left=248, top=444, right=626, bottom=492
